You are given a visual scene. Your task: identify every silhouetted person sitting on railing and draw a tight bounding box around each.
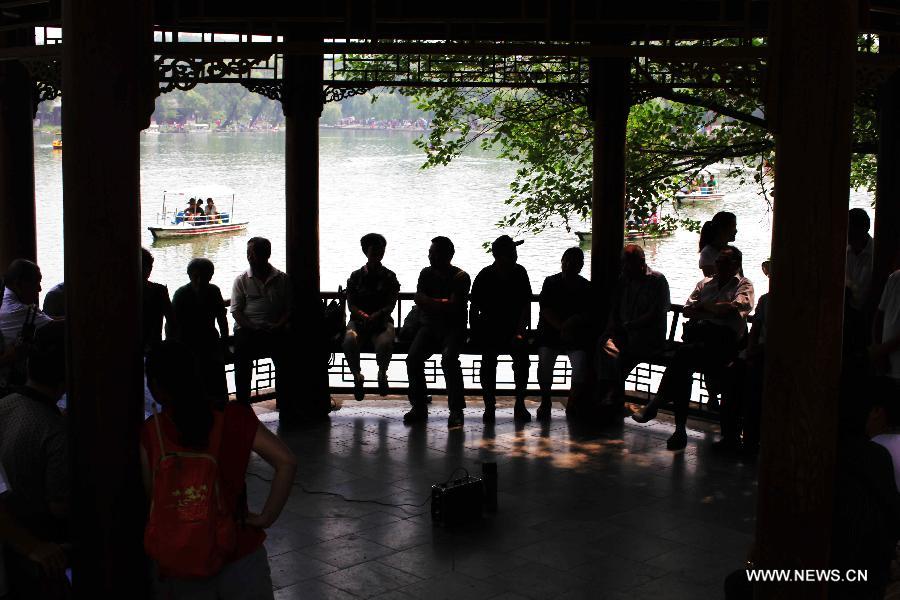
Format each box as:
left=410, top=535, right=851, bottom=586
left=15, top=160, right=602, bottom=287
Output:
left=344, top=233, right=400, bottom=401
left=404, top=236, right=471, bottom=426
left=171, top=258, right=230, bottom=407
left=0, top=322, right=69, bottom=599
left=718, top=259, right=769, bottom=455
left=142, top=248, right=172, bottom=354
left=471, top=235, right=532, bottom=425
left=536, top=247, right=593, bottom=422
left=140, top=341, right=297, bottom=599
left=632, top=246, right=753, bottom=450
left=596, top=244, right=670, bottom=411
left=231, top=237, right=291, bottom=407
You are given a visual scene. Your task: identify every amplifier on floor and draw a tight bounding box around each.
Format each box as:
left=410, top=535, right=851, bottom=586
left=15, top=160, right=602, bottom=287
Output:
left=431, top=463, right=497, bottom=527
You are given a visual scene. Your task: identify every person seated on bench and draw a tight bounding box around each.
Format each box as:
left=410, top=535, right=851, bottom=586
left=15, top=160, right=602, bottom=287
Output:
left=471, top=235, right=532, bottom=424
left=632, top=246, right=753, bottom=450
left=718, top=258, right=769, bottom=455
left=343, top=233, right=400, bottom=401
left=596, top=244, right=670, bottom=410
left=404, top=236, right=471, bottom=427
left=230, top=237, right=291, bottom=408
left=536, top=247, right=593, bottom=422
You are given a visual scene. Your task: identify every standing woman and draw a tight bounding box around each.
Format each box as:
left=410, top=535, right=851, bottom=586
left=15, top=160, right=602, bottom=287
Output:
left=170, top=258, right=230, bottom=406
left=140, top=341, right=297, bottom=599
left=698, top=211, right=737, bottom=277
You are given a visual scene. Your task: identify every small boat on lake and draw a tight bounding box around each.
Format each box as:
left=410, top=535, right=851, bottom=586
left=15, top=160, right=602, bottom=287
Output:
left=574, top=222, right=676, bottom=245
left=51, top=138, right=62, bottom=150
left=148, top=189, right=248, bottom=240
left=675, top=185, right=724, bottom=205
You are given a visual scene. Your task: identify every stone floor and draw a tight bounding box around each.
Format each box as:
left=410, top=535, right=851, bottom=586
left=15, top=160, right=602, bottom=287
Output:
left=247, top=396, right=758, bottom=600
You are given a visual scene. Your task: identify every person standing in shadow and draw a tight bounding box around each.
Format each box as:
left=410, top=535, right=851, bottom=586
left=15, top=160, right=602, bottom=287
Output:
left=142, top=248, right=172, bottom=353
left=171, top=258, right=230, bottom=407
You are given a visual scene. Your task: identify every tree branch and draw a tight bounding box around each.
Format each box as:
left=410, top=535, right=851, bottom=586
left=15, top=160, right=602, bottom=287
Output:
left=651, top=87, right=768, bottom=129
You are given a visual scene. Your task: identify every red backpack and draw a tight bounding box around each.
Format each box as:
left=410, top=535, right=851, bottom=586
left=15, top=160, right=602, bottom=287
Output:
left=144, top=407, right=237, bottom=579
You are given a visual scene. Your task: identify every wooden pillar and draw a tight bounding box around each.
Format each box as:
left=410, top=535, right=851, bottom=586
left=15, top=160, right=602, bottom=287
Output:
left=62, top=0, right=153, bottom=595
left=589, top=57, right=629, bottom=312
left=872, top=66, right=900, bottom=306
left=282, top=50, right=331, bottom=422
left=755, top=1, right=857, bottom=597
left=0, top=56, right=36, bottom=269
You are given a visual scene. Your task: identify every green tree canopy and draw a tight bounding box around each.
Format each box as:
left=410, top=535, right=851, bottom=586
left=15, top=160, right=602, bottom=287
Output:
left=342, top=49, right=878, bottom=235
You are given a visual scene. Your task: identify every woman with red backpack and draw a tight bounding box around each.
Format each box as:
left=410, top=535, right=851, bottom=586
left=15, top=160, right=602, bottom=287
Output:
left=140, top=341, right=297, bottom=599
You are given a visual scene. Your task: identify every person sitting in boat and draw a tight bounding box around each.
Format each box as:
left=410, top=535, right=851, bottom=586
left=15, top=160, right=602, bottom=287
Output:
left=204, top=197, right=220, bottom=224
left=698, top=211, right=737, bottom=277
left=184, top=198, right=198, bottom=223
left=193, top=198, right=206, bottom=225
left=707, top=174, right=718, bottom=190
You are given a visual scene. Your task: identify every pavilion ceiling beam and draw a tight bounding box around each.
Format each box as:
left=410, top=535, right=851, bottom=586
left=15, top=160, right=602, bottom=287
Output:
left=148, top=40, right=767, bottom=60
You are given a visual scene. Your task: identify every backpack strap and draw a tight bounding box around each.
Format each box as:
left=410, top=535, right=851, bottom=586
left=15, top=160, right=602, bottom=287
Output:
left=206, top=409, right=226, bottom=462
left=150, top=401, right=166, bottom=459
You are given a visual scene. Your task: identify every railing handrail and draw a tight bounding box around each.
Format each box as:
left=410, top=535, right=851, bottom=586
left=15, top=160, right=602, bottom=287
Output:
left=321, top=289, right=684, bottom=311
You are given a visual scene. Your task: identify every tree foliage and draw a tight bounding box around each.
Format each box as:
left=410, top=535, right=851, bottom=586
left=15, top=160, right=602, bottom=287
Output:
left=344, top=49, right=880, bottom=234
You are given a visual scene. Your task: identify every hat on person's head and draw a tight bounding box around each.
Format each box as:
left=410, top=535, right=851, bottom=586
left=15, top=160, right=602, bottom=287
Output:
left=491, top=235, right=524, bottom=254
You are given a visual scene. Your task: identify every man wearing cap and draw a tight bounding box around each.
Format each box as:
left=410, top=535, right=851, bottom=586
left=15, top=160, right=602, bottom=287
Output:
left=470, top=235, right=533, bottom=423
left=404, top=236, right=471, bottom=426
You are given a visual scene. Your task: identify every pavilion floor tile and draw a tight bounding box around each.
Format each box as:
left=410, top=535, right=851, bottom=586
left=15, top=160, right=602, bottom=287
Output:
left=488, top=561, right=592, bottom=599
left=268, top=550, right=339, bottom=589
left=252, top=398, right=757, bottom=599
left=396, top=571, right=502, bottom=599
left=273, top=578, right=359, bottom=600
left=355, top=519, right=435, bottom=551
left=374, top=544, right=457, bottom=578
left=299, top=535, right=398, bottom=570
left=316, top=561, right=423, bottom=598
left=570, top=551, right=670, bottom=591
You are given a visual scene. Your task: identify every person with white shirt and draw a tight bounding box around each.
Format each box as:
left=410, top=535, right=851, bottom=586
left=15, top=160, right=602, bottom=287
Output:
left=0, top=260, right=53, bottom=343
left=632, top=246, right=754, bottom=450
left=0, top=260, right=56, bottom=390
left=873, top=267, right=900, bottom=379
left=230, top=237, right=292, bottom=407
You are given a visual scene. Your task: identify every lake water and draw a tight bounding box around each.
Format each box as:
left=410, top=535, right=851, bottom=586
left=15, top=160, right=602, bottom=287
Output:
left=33, top=129, right=874, bottom=310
